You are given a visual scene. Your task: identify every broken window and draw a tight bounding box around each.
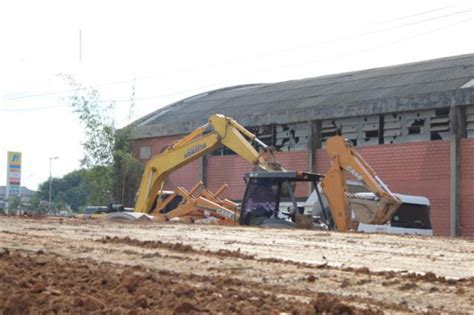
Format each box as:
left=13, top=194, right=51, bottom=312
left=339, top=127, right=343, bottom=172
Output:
left=320, top=118, right=357, bottom=146
left=338, top=118, right=358, bottom=146
left=211, top=124, right=277, bottom=156
left=384, top=111, right=428, bottom=143
left=248, top=125, right=276, bottom=148
left=320, top=115, right=380, bottom=147
left=361, top=116, right=380, bottom=145
left=466, top=105, right=474, bottom=138
left=430, top=108, right=450, bottom=140
left=384, top=109, right=450, bottom=143
left=275, top=123, right=308, bottom=151
left=320, top=120, right=338, bottom=143
left=383, top=113, right=402, bottom=144
left=404, top=112, right=428, bottom=142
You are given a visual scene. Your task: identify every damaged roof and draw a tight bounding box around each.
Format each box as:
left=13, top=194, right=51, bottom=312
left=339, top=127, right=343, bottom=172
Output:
left=134, top=54, right=474, bottom=139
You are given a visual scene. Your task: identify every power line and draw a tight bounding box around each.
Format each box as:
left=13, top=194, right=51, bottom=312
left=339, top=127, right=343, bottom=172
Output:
left=151, top=18, right=474, bottom=118
left=3, top=14, right=470, bottom=115
left=1, top=6, right=468, bottom=104
left=233, top=17, right=474, bottom=83
left=129, top=6, right=471, bottom=83
left=1, top=15, right=470, bottom=114
left=359, top=9, right=471, bottom=37
left=0, top=104, right=66, bottom=112
left=0, top=81, right=226, bottom=112
left=254, top=9, right=471, bottom=59
left=373, top=5, right=456, bottom=25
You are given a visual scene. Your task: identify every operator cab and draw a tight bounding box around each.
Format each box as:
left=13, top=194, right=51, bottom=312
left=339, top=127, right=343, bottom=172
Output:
left=240, top=171, right=324, bottom=228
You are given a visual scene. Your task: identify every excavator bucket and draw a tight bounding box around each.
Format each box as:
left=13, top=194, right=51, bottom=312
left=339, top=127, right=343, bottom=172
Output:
left=348, top=193, right=401, bottom=225
left=200, top=183, right=239, bottom=213
left=152, top=181, right=239, bottom=225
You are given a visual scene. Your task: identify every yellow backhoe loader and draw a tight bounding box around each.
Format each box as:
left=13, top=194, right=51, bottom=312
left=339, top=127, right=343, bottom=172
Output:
left=132, top=114, right=402, bottom=232
left=321, top=136, right=402, bottom=230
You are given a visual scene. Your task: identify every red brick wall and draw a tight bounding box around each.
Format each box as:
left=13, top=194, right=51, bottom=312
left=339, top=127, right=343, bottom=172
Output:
left=316, top=141, right=451, bottom=236
left=206, top=155, right=254, bottom=200
left=134, top=135, right=464, bottom=236
left=133, top=137, right=309, bottom=198
left=460, top=139, right=474, bottom=237
left=206, top=151, right=309, bottom=200
left=132, top=135, right=201, bottom=191
left=133, top=135, right=181, bottom=158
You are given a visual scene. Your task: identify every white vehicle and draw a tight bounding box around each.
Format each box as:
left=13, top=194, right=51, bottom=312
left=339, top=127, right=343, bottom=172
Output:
left=354, top=193, right=432, bottom=236
left=300, top=187, right=433, bottom=236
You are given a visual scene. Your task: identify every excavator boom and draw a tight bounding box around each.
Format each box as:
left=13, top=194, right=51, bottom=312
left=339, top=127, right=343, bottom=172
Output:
left=134, top=114, right=283, bottom=214
left=321, top=136, right=402, bottom=231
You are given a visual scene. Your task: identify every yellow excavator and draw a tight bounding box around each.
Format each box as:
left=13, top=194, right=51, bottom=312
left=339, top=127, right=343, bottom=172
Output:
left=133, top=114, right=283, bottom=222
left=132, top=114, right=401, bottom=232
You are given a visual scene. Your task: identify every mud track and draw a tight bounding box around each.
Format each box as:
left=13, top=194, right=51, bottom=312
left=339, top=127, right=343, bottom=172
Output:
left=0, top=216, right=473, bottom=314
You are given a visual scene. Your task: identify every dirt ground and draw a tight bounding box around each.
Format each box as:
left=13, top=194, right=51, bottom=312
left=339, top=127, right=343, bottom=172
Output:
left=0, top=216, right=473, bottom=314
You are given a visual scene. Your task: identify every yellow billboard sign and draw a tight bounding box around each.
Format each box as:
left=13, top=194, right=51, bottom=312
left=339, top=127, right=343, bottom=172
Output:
left=7, top=151, right=22, bottom=197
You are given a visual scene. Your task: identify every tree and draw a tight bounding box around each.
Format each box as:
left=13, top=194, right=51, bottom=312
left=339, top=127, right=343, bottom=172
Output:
left=113, top=126, right=143, bottom=206
left=7, top=196, right=21, bottom=213
left=36, top=169, right=90, bottom=212
left=60, top=74, right=143, bottom=207
left=27, top=194, right=47, bottom=215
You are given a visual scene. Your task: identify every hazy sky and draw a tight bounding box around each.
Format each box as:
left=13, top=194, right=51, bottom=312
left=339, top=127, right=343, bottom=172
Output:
left=0, top=0, right=472, bottom=190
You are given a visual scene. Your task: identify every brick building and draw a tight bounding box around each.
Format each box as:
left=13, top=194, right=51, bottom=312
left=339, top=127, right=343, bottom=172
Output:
left=132, top=54, right=474, bottom=236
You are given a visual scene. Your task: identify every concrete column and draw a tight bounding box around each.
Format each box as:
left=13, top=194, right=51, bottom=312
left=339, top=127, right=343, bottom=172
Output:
left=449, top=106, right=466, bottom=237
left=200, top=155, right=208, bottom=186
left=307, top=120, right=321, bottom=193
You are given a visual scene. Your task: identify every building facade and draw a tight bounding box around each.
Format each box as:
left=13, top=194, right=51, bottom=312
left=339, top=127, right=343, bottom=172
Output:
left=131, top=54, right=474, bottom=236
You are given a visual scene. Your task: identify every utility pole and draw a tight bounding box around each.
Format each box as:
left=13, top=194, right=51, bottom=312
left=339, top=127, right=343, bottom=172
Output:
left=49, top=157, right=59, bottom=213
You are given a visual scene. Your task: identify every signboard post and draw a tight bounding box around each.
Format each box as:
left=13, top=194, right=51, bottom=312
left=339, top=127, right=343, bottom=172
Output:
left=6, top=152, right=22, bottom=199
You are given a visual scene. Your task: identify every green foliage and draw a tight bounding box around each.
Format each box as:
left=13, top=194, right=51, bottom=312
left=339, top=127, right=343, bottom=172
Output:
left=7, top=196, right=21, bottom=212
left=37, top=169, right=90, bottom=211
left=59, top=74, right=143, bottom=207
left=59, top=74, right=115, bottom=167
left=83, top=166, right=113, bottom=206
left=113, top=127, right=144, bottom=206
left=27, top=194, right=48, bottom=215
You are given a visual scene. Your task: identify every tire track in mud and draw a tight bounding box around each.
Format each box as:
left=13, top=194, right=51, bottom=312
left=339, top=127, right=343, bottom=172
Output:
left=93, top=236, right=474, bottom=314
left=98, top=235, right=474, bottom=286
left=1, top=217, right=474, bottom=313
left=0, top=249, right=383, bottom=314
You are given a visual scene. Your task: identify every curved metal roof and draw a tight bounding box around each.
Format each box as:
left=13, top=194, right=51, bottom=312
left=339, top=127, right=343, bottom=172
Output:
left=134, top=54, right=474, bottom=139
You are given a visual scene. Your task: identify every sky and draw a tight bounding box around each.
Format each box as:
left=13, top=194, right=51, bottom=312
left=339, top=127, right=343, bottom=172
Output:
left=0, top=0, right=473, bottom=190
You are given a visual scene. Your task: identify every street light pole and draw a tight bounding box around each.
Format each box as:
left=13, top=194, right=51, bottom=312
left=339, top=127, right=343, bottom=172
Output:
left=49, top=157, right=59, bottom=212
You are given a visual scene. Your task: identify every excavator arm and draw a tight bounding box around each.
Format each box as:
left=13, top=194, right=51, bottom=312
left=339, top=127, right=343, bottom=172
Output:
left=321, top=136, right=401, bottom=232
left=135, top=114, right=283, bottom=214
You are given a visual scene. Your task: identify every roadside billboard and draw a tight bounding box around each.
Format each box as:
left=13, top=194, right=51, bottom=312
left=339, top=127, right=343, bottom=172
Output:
left=6, top=151, right=22, bottom=197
